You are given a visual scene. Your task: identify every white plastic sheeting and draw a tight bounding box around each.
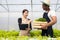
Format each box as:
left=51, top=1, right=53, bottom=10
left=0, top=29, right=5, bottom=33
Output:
left=0, top=0, right=60, bottom=30
left=0, top=12, right=59, bottom=30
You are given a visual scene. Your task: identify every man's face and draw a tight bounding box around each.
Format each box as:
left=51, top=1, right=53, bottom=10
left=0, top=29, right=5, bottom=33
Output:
left=42, top=4, right=48, bottom=11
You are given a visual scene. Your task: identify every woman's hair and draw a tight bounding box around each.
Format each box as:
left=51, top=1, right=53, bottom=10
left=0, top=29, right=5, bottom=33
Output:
left=22, top=9, right=29, bottom=14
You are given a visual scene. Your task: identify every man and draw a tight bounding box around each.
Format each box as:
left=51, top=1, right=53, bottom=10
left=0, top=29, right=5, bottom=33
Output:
left=41, top=0, right=57, bottom=37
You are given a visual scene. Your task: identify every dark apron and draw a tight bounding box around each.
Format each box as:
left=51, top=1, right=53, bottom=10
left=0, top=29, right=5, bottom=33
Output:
left=18, top=18, right=32, bottom=30
left=41, top=12, right=53, bottom=37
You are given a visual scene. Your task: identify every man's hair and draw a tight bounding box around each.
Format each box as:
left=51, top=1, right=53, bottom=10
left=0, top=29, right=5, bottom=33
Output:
left=22, top=9, right=29, bottom=13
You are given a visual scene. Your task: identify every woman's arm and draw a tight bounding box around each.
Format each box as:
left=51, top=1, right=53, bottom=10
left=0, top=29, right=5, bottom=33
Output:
left=18, top=18, right=22, bottom=24
left=30, top=22, right=32, bottom=30
left=18, top=18, right=22, bottom=29
left=28, top=19, right=32, bottom=30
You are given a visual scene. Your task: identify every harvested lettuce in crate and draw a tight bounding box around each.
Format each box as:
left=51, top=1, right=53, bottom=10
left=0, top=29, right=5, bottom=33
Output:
left=35, top=18, right=46, bottom=22
left=32, top=18, right=47, bottom=29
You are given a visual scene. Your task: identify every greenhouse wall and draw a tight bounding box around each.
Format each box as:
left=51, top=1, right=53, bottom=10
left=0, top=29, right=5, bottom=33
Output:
left=0, top=0, right=60, bottom=30
left=0, top=12, right=59, bottom=30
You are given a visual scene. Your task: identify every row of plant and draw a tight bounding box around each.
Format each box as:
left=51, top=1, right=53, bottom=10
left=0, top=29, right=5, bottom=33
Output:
left=0, top=29, right=60, bottom=40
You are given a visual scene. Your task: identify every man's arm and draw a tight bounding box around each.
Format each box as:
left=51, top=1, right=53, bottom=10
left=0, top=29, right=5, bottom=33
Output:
left=41, top=16, right=57, bottom=29
left=47, top=16, right=57, bottom=27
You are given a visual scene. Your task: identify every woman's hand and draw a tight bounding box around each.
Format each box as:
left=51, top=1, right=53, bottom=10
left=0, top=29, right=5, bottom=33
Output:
left=26, top=28, right=31, bottom=31
left=28, top=20, right=32, bottom=24
left=25, top=20, right=32, bottom=31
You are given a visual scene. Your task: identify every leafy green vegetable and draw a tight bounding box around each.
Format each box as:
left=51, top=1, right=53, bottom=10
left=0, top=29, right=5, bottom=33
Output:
left=35, top=18, right=46, bottom=22
left=0, top=29, right=59, bottom=40
left=6, top=36, right=16, bottom=40
left=57, top=37, right=60, bottom=40
left=53, top=29, right=60, bottom=38
left=0, top=30, right=19, bottom=38
left=30, top=30, right=42, bottom=37
left=17, top=36, right=29, bottom=40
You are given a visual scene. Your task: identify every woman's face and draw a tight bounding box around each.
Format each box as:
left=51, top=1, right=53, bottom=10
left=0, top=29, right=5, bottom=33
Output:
left=23, top=11, right=28, bottom=17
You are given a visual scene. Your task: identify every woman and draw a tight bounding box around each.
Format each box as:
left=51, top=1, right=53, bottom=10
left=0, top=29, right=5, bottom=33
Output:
left=18, top=9, right=32, bottom=36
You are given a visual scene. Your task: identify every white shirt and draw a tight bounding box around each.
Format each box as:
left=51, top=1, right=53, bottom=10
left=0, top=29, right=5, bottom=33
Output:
left=45, top=10, right=56, bottom=21
left=48, top=10, right=56, bottom=21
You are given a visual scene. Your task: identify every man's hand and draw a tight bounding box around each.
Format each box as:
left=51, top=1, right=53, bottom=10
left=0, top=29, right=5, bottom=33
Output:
left=40, top=23, right=48, bottom=29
